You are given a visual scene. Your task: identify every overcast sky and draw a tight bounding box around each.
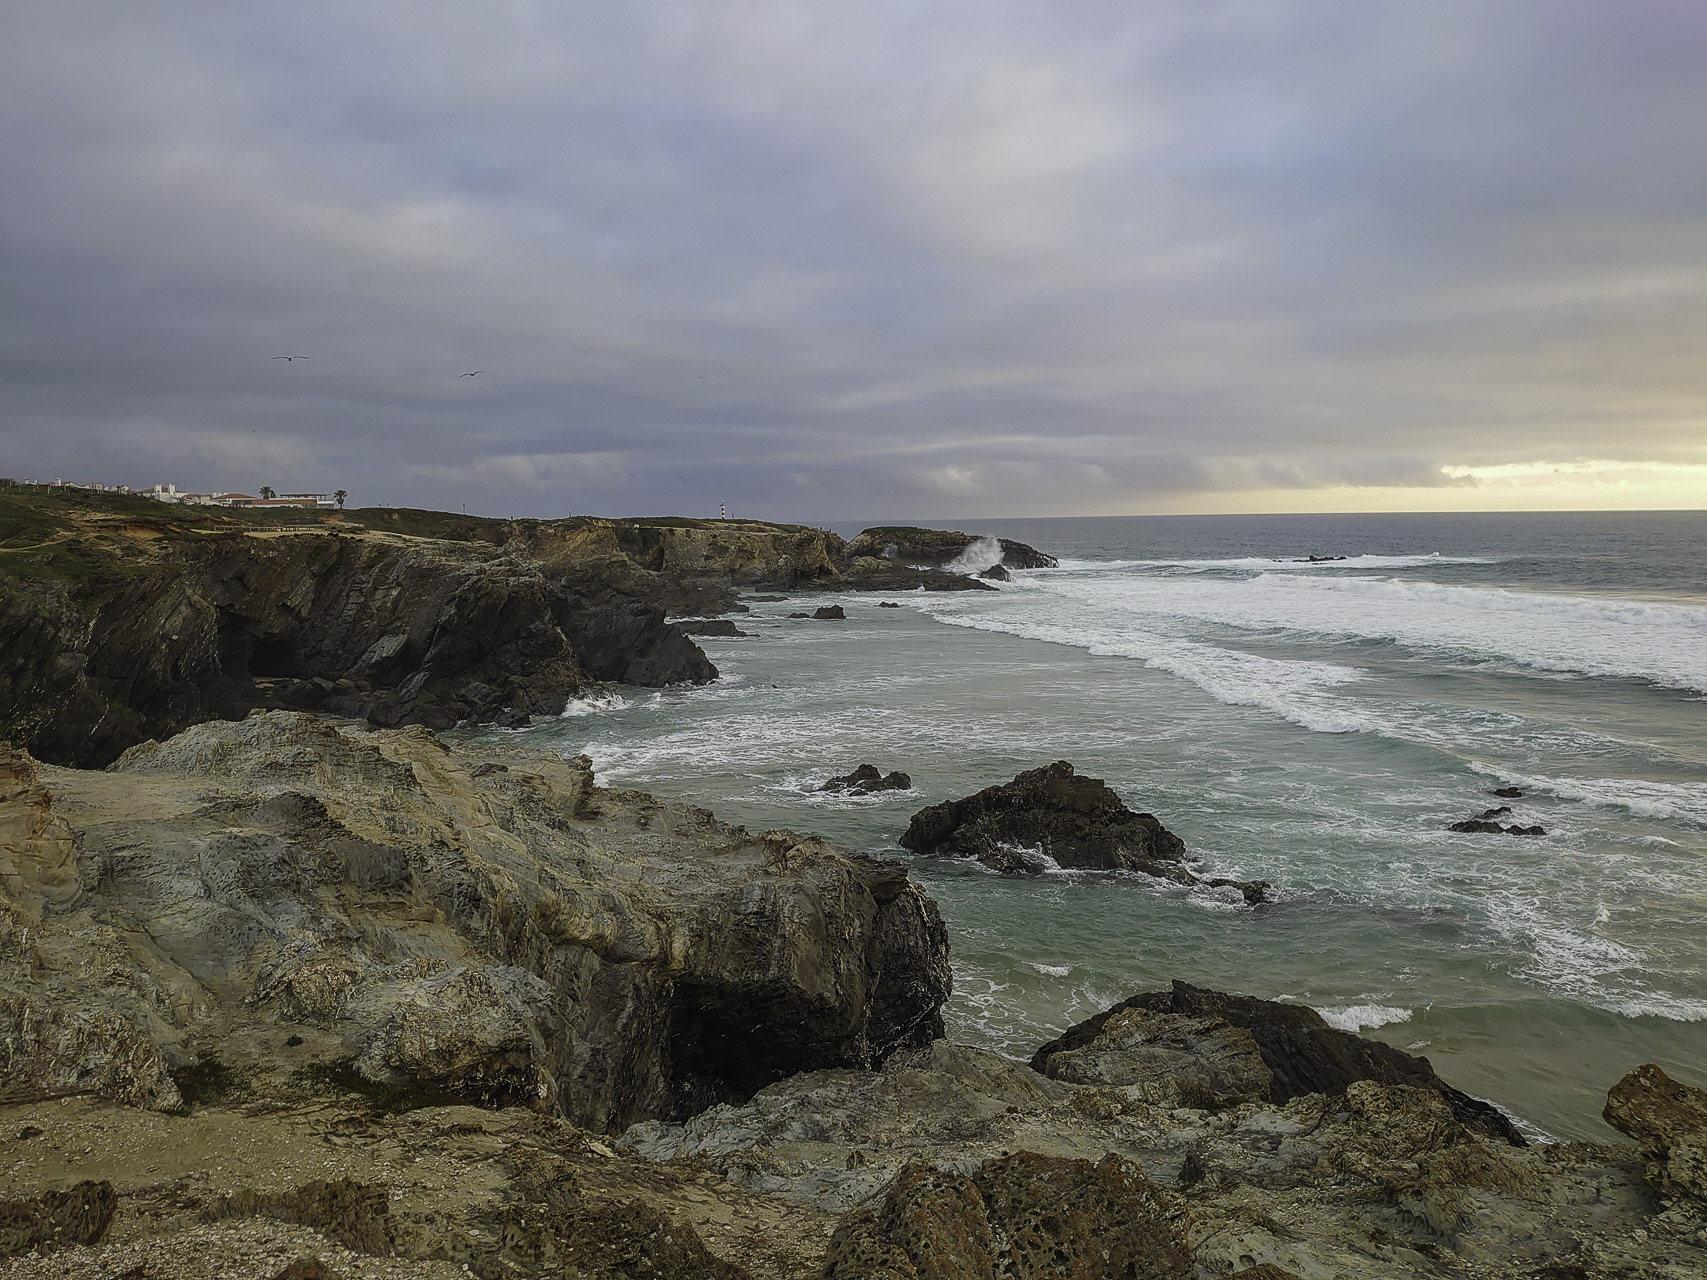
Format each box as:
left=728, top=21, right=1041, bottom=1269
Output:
left=4, top=2, right=1705, bottom=519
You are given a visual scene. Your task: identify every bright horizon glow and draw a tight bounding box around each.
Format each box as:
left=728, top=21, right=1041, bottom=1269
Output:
left=1138, top=459, right=1707, bottom=516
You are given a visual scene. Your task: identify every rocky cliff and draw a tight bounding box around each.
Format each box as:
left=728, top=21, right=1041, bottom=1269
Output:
left=4, top=720, right=1706, bottom=1277
left=1, top=494, right=1059, bottom=767
left=0, top=493, right=717, bottom=767
left=0, top=714, right=951, bottom=1132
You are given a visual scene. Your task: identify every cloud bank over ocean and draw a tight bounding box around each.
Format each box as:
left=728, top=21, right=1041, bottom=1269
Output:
left=4, top=2, right=1705, bottom=517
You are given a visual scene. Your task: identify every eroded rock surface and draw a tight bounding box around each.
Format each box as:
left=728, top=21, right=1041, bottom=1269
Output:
left=1605, top=1062, right=1707, bottom=1202
left=1031, top=981, right=1526, bottom=1146
left=625, top=1038, right=1707, bottom=1278
left=0, top=713, right=951, bottom=1133
left=821, top=1152, right=1191, bottom=1280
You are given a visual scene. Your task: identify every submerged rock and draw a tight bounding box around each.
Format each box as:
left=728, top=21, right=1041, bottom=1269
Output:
left=1030, top=980, right=1527, bottom=1146
left=820, top=764, right=913, bottom=795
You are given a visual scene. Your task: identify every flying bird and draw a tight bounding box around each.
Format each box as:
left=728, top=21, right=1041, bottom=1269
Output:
left=271, top=355, right=309, bottom=361
left=460, top=370, right=483, bottom=377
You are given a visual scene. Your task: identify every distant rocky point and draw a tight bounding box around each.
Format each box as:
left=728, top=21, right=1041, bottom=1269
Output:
left=845, top=525, right=1059, bottom=571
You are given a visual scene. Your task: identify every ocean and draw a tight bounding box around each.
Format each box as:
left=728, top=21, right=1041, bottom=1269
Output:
left=475, top=511, right=1707, bottom=1142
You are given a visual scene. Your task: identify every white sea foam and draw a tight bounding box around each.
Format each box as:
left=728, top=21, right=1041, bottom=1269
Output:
left=1129, top=552, right=1494, bottom=572
left=1014, top=568, right=1707, bottom=694
left=1468, top=765, right=1707, bottom=826
left=1314, top=1004, right=1413, bottom=1032
left=946, top=536, right=1005, bottom=574
left=1031, top=962, right=1072, bottom=977
left=914, top=605, right=1368, bottom=734
left=559, top=692, right=632, bottom=717
left=1485, top=895, right=1707, bottom=1022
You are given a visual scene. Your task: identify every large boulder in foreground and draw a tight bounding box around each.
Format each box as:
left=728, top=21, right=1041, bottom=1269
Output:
left=2, top=713, right=952, bottom=1132
left=1030, top=980, right=1526, bottom=1147
left=899, top=761, right=1190, bottom=879
left=1605, top=1062, right=1707, bottom=1202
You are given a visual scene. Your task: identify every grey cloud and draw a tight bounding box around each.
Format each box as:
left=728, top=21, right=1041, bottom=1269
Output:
left=3, top=2, right=1704, bottom=516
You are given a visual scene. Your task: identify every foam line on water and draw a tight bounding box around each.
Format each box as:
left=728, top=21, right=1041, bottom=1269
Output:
left=1313, top=1004, right=1413, bottom=1032
left=995, top=567, right=1707, bottom=694
left=1468, top=764, right=1707, bottom=826
left=911, top=605, right=1368, bottom=734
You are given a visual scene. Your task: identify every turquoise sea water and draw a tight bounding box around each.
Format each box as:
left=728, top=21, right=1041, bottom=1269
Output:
left=477, top=511, right=1707, bottom=1142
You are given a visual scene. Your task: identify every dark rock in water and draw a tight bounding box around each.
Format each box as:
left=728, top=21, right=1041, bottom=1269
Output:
left=1492, top=786, right=1524, bottom=798
left=1207, top=876, right=1271, bottom=906
left=1449, top=815, right=1546, bottom=835
left=1030, top=980, right=1527, bottom=1147
left=1476, top=806, right=1513, bottom=819
left=787, top=611, right=812, bottom=618
left=878, top=600, right=901, bottom=608
left=670, top=619, right=750, bottom=638
left=821, top=764, right=913, bottom=794
left=822, top=1152, right=1191, bottom=1280
left=1603, top=1062, right=1707, bottom=1201
left=0, top=1180, right=116, bottom=1256
left=745, top=594, right=788, bottom=602
left=1297, top=554, right=1347, bottom=563
left=900, top=761, right=1190, bottom=880
left=979, top=564, right=1012, bottom=581
left=812, top=605, right=846, bottom=620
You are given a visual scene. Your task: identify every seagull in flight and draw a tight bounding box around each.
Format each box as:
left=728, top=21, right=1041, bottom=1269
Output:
left=460, top=370, right=483, bottom=377
left=271, top=355, right=309, bottom=361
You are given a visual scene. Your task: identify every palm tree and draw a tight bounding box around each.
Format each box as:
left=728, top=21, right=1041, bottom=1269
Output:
left=334, top=489, right=347, bottom=509
left=259, top=486, right=276, bottom=499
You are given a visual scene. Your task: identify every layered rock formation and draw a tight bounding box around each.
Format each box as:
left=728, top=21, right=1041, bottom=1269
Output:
left=0, top=714, right=952, bottom=1132
left=1, top=493, right=1057, bottom=766
left=624, top=1037, right=1707, bottom=1278
left=0, top=495, right=716, bottom=767
left=1029, top=980, right=1527, bottom=1146
left=900, top=762, right=1269, bottom=902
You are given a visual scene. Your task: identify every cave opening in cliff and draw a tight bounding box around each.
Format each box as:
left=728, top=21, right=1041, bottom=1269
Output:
left=248, top=637, right=302, bottom=678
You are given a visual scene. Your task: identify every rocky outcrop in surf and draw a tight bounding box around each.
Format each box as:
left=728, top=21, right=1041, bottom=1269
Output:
left=821, top=764, right=913, bottom=795
left=0, top=714, right=952, bottom=1133
left=1448, top=805, right=1546, bottom=836
left=900, top=762, right=1188, bottom=876
left=899, top=762, right=1269, bottom=902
